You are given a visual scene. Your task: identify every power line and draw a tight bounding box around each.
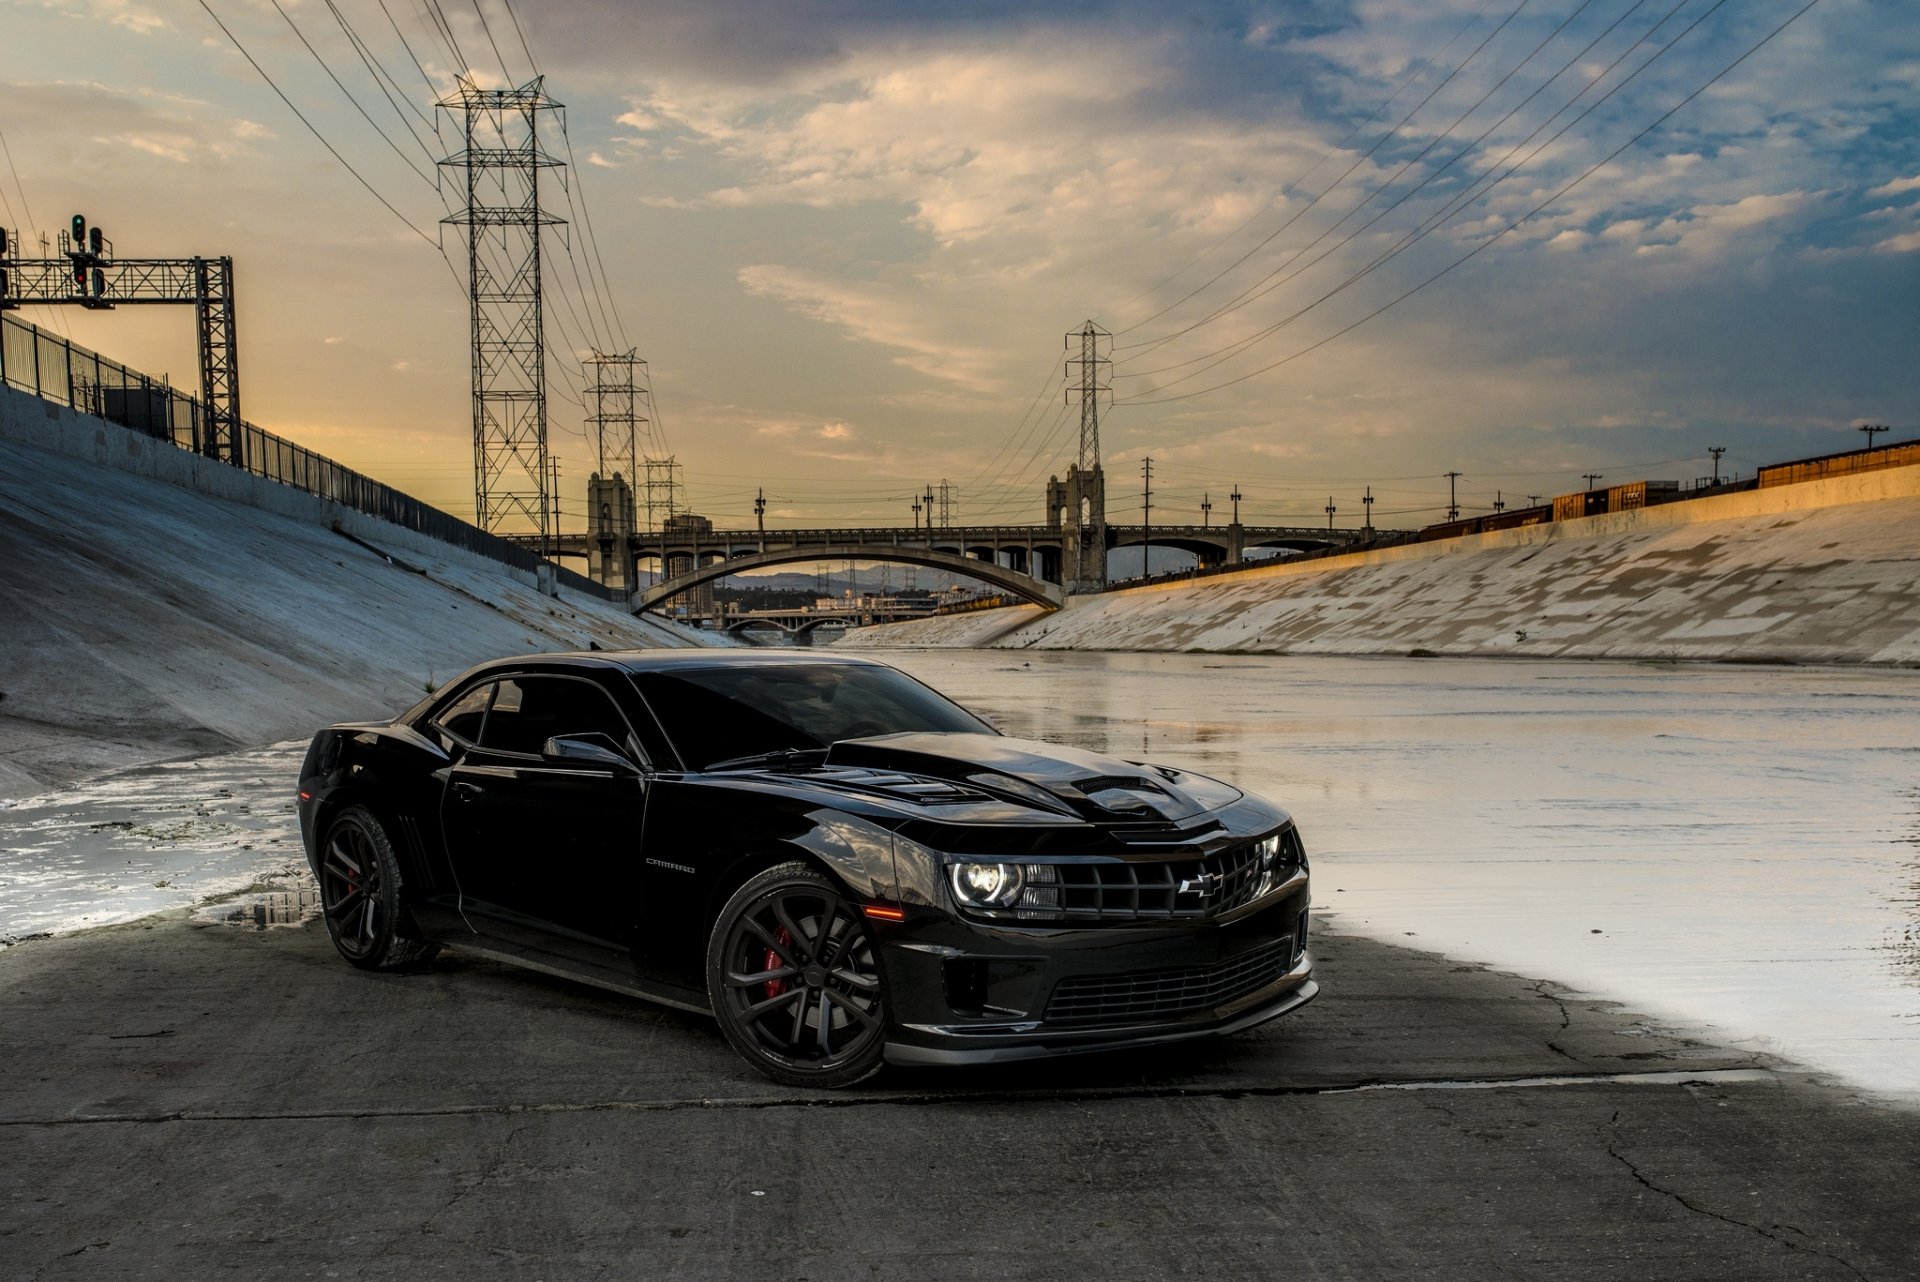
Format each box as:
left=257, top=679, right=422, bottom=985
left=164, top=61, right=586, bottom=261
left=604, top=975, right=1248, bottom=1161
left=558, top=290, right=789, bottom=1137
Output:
left=1111, top=0, right=1536, bottom=347
left=1117, top=0, right=1664, bottom=384
left=266, top=0, right=438, bottom=187
left=1116, top=0, right=1620, bottom=373
left=195, top=0, right=456, bottom=277
left=1099, top=0, right=1504, bottom=332
left=1122, top=0, right=1822, bottom=406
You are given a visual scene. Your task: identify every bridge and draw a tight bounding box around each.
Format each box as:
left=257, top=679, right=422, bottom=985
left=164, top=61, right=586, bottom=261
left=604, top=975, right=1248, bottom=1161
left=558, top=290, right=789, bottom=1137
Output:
left=711, top=597, right=939, bottom=643
left=507, top=520, right=1376, bottom=614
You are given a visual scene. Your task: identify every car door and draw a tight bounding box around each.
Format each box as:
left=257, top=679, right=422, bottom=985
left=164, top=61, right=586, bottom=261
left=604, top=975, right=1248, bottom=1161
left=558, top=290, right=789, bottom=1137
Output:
left=439, top=672, right=650, bottom=977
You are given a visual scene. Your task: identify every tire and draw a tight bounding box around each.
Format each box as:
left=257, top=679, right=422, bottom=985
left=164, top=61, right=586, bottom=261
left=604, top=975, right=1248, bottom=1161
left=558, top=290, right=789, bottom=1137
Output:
left=706, top=861, right=887, bottom=1089
left=316, top=805, right=440, bottom=972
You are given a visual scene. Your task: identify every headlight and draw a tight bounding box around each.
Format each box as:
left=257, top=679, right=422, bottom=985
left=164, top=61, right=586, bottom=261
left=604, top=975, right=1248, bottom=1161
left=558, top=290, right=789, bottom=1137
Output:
left=949, top=861, right=1026, bottom=909
left=1255, top=833, right=1281, bottom=869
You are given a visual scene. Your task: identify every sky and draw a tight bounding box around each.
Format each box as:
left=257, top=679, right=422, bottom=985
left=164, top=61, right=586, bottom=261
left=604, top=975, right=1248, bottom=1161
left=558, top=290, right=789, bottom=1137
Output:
left=1, top=0, right=1916, bottom=536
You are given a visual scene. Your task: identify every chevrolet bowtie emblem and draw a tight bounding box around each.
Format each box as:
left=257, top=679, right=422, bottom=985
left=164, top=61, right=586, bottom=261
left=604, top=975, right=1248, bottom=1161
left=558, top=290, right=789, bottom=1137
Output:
left=1177, top=872, right=1215, bottom=896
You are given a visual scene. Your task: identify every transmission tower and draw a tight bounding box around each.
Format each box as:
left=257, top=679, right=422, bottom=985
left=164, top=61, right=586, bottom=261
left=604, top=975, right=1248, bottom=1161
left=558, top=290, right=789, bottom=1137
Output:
left=936, top=479, right=956, bottom=527
left=583, top=349, right=644, bottom=481
left=642, top=456, right=683, bottom=533
left=1057, top=320, right=1111, bottom=593
left=439, top=77, right=566, bottom=544
left=581, top=349, right=647, bottom=590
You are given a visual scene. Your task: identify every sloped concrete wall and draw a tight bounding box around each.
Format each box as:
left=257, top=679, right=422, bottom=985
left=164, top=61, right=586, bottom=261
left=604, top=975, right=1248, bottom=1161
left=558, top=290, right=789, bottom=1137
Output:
left=840, top=465, right=1920, bottom=664
left=0, top=389, right=707, bottom=798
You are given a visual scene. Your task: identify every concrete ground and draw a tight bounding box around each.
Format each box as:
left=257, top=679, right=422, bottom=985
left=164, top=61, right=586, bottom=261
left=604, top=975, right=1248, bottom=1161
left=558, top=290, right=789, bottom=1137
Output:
left=3, top=906, right=1914, bottom=1281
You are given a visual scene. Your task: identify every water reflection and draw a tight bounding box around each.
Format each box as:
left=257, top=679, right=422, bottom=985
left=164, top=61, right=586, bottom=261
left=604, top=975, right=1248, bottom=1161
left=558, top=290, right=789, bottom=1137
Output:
left=877, top=649, right=1920, bottom=1095
left=194, top=887, right=321, bottom=930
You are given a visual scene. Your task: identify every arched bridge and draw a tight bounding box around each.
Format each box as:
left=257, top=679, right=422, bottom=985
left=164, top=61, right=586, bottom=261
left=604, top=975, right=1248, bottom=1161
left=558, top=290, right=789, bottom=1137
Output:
left=511, top=520, right=1376, bottom=612
left=638, top=544, right=1066, bottom=612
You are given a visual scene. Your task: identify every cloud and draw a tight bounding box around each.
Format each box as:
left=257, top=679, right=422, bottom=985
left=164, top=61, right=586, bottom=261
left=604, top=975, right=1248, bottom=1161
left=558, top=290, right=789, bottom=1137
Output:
left=1869, top=175, right=1920, bottom=198
left=5, top=80, right=272, bottom=167
left=34, top=0, right=170, bottom=35
left=1873, top=230, right=1920, bottom=254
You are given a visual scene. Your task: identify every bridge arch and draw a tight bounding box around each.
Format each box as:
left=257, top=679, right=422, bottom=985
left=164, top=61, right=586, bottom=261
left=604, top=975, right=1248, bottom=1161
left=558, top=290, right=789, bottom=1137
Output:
left=637, top=543, right=1064, bottom=613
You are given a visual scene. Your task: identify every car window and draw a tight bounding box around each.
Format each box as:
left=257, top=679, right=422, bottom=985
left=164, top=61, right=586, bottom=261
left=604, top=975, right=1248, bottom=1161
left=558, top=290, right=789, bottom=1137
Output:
left=432, top=682, right=495, bottom=744
left=479, top=675, right=636, bottom=759
left=636, top=664, right=990, bottom=770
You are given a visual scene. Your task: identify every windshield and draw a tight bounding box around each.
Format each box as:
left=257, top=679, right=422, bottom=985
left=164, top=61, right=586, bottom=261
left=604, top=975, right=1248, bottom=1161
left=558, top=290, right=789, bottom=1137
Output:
left=636, top=663, right=992, bottom=771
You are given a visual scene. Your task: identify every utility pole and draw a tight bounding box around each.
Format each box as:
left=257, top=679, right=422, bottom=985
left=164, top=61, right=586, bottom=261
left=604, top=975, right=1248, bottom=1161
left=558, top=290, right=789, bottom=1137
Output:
left=1860, top=424, right=1890, bottom=451
left=1583, top=472, right=1604, bottom=491
left=911, top=497, right=922, bottom=531
left=440, top=77, right=565, bottom=541
left=1325, top=495, right=1337, bottom=532
left=1493, top=489, right=1506, bottom=513
left=1527, top=494, right=1541, bottom=507
left=1230, top=487, right=1242, bottom=525
left=1708, top=446, right=1726, bottom=485
left=1444, top=471, right=1463, bottom=522
left=1201, top=492, right=1212, bottom=529
left=1362, top=486, right=1374, bottom=534
left=924, top=485, right=936, bottom=529
left=755, top=487, right=766, bottom=535
left=545, top=456, right=561, bottom=561
left=1140, top=455, right=1154, bottom=579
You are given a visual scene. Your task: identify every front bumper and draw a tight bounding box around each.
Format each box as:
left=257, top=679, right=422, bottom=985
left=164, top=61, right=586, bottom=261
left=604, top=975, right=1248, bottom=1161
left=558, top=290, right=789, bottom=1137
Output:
left=878, top=871, right=1315, bottom=1066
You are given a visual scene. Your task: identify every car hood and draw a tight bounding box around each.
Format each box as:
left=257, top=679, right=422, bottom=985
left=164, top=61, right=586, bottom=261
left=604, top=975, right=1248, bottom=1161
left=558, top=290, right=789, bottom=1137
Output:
left=823, top=732, right=1242, bottom=824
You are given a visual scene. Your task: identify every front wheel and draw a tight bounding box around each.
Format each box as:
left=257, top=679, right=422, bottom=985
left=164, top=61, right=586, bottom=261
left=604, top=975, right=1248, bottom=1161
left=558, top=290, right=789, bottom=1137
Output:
left=316, top=806, right=440, bottom=972
left=706, top=862, right=887, bottom=1089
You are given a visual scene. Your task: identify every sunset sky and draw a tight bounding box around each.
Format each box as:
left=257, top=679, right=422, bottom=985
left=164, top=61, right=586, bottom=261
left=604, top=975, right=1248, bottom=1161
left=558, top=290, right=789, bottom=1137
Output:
left=2, top=0, right=1915, bottom=533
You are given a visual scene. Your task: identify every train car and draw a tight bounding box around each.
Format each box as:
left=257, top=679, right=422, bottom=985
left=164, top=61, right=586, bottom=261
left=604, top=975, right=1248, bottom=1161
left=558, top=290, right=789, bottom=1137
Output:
left=1758, top=439, right=1920, bottom=489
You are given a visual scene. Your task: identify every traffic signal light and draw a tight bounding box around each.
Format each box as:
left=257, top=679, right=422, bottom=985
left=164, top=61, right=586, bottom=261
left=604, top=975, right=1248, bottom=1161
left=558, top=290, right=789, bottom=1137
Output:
left=71, top=214, right=86, bottom=245
left=1, top=227, right=9, bottom=299
left=88, top=226, right=104, bottom=256
left=0, top=227, right=9, bottom=256
left=92, top=267, right=106, bottom=298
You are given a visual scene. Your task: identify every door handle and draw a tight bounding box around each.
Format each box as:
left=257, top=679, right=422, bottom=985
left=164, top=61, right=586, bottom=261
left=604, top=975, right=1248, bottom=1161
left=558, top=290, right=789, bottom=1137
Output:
left=451, top=780, right=486, bottom=800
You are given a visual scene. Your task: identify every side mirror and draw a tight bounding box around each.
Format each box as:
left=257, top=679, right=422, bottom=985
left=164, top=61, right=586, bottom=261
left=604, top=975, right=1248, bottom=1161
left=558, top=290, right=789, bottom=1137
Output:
left=542, top=734, right=641, bottom=773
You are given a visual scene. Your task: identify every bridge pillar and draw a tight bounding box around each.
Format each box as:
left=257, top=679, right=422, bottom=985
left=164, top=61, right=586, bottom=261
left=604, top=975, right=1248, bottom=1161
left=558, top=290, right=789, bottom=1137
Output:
left=1048, top=464, right=1108, bottom=594
left=663, top=513, right=716, bottom=618
left=587, top=472, right=637, bottom=591
left=1227, top=522, right=1245, bottom=565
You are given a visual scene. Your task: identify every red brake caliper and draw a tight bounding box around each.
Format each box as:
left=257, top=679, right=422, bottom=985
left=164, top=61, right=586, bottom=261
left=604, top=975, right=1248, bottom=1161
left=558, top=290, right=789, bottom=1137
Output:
left=764, top=926, right=794, bottom=1000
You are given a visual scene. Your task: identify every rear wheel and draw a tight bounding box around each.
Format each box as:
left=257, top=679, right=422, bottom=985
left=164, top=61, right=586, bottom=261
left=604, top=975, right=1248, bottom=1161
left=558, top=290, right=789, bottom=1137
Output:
left=316, top=806, right=439, bottom=972
left=706, top=862, right=887, bottom=1089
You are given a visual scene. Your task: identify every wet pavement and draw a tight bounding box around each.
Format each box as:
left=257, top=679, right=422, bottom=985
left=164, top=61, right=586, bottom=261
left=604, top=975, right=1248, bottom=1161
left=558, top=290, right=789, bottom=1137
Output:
left=872, top=651, right=1920, bottom=1097
left=2, top=906, right=1915, bottom=1280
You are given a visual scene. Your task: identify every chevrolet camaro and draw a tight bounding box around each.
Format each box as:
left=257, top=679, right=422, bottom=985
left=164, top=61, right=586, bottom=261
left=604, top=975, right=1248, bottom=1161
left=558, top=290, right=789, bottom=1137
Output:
left=297, top=651, right=1316, bottom=1087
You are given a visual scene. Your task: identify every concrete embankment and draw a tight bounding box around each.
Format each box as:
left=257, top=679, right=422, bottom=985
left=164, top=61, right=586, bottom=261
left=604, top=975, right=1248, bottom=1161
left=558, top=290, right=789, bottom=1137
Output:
left=840, top=464, right=1920, bottom=663
left=0, top=386, right=706, bottom=799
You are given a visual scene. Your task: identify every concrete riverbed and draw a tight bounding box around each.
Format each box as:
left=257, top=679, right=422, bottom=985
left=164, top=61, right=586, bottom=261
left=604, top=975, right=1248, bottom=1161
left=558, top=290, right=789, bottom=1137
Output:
left=3, top=901, right=1916, bottom=1280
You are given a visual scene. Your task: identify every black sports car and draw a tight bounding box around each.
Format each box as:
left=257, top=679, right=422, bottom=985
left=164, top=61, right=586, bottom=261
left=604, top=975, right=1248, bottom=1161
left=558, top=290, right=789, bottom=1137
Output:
left=297, top=651, right=1316, bottom=1087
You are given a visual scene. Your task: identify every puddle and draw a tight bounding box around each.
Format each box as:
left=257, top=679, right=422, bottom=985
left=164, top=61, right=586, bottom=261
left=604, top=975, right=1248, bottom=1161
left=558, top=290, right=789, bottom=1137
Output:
left=193, top=888, right=322, bottom=930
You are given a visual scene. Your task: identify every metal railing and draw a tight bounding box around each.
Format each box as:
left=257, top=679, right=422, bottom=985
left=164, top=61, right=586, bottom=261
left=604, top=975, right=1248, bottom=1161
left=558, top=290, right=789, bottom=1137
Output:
left=0, top=312, right=622, bottom=603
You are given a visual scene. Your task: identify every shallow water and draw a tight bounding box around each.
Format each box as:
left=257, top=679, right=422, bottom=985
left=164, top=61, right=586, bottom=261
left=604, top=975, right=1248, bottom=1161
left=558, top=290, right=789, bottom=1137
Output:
left=875, top=651, right=1920, bottom=1095
left=2, top=653, right=1914, bottom=1095
left=0, top=741, right=309, bottom=943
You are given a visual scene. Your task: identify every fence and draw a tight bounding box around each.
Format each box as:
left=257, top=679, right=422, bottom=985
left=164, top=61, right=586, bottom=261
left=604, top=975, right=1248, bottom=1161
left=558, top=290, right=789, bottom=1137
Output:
left=0, top=311, right=622, bottom=603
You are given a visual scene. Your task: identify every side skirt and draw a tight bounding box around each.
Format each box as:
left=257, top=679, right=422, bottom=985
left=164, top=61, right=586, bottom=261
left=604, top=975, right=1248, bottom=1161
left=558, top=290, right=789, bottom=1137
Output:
left=441, top=940, right=714, bottom=1019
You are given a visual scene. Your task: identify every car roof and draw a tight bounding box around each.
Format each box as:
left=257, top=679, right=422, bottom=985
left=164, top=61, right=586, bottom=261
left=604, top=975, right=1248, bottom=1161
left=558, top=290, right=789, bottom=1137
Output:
left=463, top=649, right=893, bottom=677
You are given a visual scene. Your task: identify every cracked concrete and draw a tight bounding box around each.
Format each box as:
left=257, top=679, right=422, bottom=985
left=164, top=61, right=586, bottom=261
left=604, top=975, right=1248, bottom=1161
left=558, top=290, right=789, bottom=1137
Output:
left=1602, top=1109, right=1872, bottom=1282
left=2, top=910, right=1914, bottom=1279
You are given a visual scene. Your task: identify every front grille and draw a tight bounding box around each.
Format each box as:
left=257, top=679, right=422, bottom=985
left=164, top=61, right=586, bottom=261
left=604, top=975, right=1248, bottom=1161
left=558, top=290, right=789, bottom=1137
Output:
left=1056, top=844, right=1266, bottom=920
left=1044, top=938, right=1295, bottom=1026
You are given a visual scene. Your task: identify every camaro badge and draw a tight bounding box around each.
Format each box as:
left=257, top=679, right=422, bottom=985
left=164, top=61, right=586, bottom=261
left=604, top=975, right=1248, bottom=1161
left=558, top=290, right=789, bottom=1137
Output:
left=1178, top=872, right=1215, bottom=896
